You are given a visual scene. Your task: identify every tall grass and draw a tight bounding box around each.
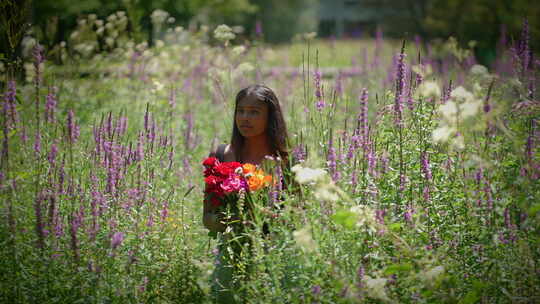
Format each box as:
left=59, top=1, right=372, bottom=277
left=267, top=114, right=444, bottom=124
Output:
left=0, top=13, right=538, bottom=303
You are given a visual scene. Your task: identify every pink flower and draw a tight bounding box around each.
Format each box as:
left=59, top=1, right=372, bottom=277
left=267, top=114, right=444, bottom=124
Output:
left=220, top=175, right=247, bottom=193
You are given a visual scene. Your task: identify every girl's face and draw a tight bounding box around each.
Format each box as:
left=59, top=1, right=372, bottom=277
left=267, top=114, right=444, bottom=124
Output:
left=235, top=95, right=269, bottom=138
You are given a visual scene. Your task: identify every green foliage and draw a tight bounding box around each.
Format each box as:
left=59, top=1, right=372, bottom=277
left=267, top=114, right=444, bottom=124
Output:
left=0, top=11, right=539, bottom=303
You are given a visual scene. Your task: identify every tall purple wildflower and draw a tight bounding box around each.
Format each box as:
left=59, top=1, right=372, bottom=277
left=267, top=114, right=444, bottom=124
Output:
left=518, top=19, right=530, bottom=74
left=394, top=43, right=407, bottom=127
left=334, top=72, right=343, bottom=97
left=346, top=134, right=359, bottom=161
left=350, top=167, right=358, bottom=193
left=34, top=191, right=45, bottom=249
left=4, top=80, right=19, bottom=128
left=111, top=231, right=125, bottom=250
left=144, top=104, right=150, bottom=133
left=255, top=20, right=263, bottom=37
left=442, top=80, right=453, bottom=104
left=136, top=132, right=144, bottom=161
left=34, top=131, right=41, bottom=155
left=372, top=26, right=383, bottom=68
left=399, top=173, right=407, bottom=192
left=404, top=205, right=414, bottom=224
left=314, top=70, right=325, bottom=111
left=69, top=211, right=81, bottom=259
left=44, top=87, right=57, bottom=123
left=327, top=136, right=339, bottom=181
left=356, top=264, right=365, bottom=290
left=184, top=111, right=193, bottom=150
left=421, top=152, right=432, bottom=181
left=116, top=116, right=128, bottom=137
left=292, top=144, right=306, bottom=163
left=358, top=88, right=369, bottom=149
left=367, top=147, right=377, bottom=177
left=160, top=201, right=169, bottom=222
left=104, top=141, right=122, bottom=194
left=48, top=142, right=58, bottom=166
left=33, top=43, right=45, bottom=86
left=67, top=110, right=80, bottom=144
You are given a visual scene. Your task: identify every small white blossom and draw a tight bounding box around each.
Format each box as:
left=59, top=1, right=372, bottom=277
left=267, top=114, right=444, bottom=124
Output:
left=314, top=187, right=339, bottom=202
left=214, top=24, right=236, bottom=42
left=155, top=40, right=165, bottom=48
left=350, top=205, right=377, bottom=230
left=432, top=125, right=456, bottom=143
left=460, top=99, right=481, bottom=118
left=291, top=165, right=327, bottom=185
left=364, top=276, right=390, bottom=301
left=450, top=86, right=474, bottom=103
left=235, top=62, right=254, bottom=75
left=417, top=81, right=441, bottom=99
left=438, top=101, right=459, bottom=123
left=293, top=226, right=317, bottom=253
left=232, top=45, right=246, bottom=56
left=151, top=9, right=169, bottom=25
left=470, top=64, right=488, bottom=76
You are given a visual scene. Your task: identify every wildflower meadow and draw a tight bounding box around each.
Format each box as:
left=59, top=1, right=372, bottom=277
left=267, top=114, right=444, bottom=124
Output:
left=0, top=10, right=539, bottom=304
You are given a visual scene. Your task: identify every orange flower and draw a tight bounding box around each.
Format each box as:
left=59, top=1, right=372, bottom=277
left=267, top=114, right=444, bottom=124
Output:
left=247, top=172, right=272, bottom=191
left=242, top=163, right=257, bottom=175
left=248, top=175, right=264, bottom=191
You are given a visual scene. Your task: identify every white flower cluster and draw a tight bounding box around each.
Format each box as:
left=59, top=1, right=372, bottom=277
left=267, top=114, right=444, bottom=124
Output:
left=416, top=80, right=441, bottom=99
left=291, top=165, right=327, bottom=185
left=432, top=85, right=483, bottom=149
left=214, top=24, right=236, bottom=43
left=151, top=9, right=169, bottom=26
left=68, top=11, right=130, bottom=59
left=293, top=226, right=317, bottom=253
left=291, top=164, right=343, bottom=203
left=349, top=205, right=378, bottom=231
left=363, top=276, right=390, bottom=301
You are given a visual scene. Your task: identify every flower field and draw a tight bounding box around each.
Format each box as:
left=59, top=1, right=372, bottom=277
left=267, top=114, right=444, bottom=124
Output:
left=0, top=13, right=539, bottom=303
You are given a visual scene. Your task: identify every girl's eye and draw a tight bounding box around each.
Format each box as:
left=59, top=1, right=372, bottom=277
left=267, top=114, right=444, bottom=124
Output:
left=250, top=110, right=259, bottom=115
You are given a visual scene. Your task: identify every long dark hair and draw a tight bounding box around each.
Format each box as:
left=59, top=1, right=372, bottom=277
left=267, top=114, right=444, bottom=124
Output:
left=230, top=84, right=289, bottom=163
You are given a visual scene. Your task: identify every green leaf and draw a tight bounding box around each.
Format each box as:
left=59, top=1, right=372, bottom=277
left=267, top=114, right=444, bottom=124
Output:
left=383, top=263, right=413, bottom=275
left=459, top=290, right=479, bottom=304
left=389, top=222, right=403, bottom=231
left=528, top=203, right=540, bottom=217
left=331, top=210, right=357, bottom=229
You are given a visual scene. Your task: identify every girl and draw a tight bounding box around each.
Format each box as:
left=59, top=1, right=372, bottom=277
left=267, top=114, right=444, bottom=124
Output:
left=202, top=84, right=290, bottom=303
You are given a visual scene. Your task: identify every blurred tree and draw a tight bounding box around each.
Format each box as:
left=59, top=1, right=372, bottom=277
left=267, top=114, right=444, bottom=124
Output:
left=0, top=0, right=32, bottom=78
left=360, top=0, right=540, bottom=65
left=247, top=0, right=319, bottom=43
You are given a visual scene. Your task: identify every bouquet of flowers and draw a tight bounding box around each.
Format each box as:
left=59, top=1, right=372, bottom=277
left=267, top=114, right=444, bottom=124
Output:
left=202, top=156, right=273, bottom=208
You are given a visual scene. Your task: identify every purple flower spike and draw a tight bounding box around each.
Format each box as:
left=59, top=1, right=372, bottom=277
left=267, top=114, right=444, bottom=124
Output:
left=45, top=87, right=58, bottom=123
left=394, top=42, right=407, bottom=127
left=111, top=231, right=125, bottom=250
left=67, top=110, right=80, bottom=143
left=314, top=70, right=325, bottom=111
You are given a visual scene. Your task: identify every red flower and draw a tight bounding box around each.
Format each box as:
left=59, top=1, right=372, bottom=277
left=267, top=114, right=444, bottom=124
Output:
left=204, top=175, right=222, bottom=186
left=216, top=162, right=242, bottom=176
left=203, top=157, right=220, bottom=168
